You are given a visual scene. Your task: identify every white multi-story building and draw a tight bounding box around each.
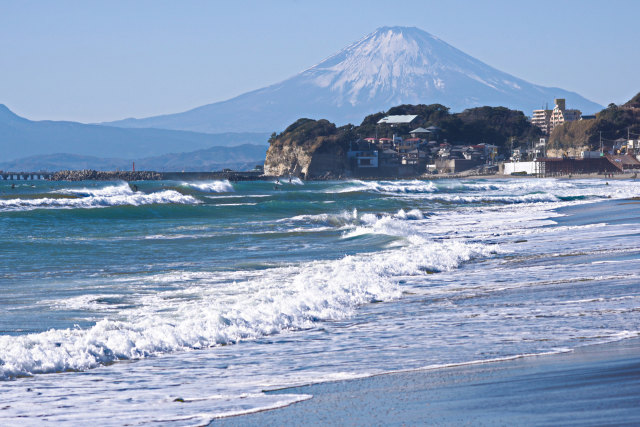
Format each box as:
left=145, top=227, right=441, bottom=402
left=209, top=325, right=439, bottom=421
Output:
left=532, top=99, right=582, bottom=134
left=531, top=109, right=552, bottom=134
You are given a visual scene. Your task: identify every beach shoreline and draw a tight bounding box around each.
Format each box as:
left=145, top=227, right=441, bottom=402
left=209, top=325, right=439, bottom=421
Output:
left=211, top=337, right=640, bottom=426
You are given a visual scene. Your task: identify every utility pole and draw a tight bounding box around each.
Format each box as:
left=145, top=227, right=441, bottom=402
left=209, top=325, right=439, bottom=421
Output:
left=600, top=131, right=603, bottom=154
left=510, top=137, right=514, bottom=161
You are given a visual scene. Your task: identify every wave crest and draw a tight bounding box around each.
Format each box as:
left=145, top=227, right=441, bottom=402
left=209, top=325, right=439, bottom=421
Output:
left=0, top=237, right=495, bottom=379
left=183, top=180, right=234, bottom=193
left=1, top=182, right=198, bottom=211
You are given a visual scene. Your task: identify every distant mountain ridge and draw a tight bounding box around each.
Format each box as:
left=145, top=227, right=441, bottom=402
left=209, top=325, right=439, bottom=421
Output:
left=105, top=26, right=602, bottom=133
left=0, top=144, right=267, bottom=172
left=0, top=104, right=269, bottom=161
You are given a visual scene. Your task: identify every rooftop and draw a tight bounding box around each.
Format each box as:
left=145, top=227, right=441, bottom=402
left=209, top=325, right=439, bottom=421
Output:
left=377, top=115, right=418, bottom=124
left=410, top=127, right=431, bottom=133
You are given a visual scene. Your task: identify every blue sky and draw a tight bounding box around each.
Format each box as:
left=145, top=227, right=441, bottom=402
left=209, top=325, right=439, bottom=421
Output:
left=1, top=0, right=638, bottom=122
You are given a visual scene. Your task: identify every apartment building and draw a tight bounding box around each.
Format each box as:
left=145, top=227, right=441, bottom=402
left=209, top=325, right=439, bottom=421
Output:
left=532, top=99, right=582, bottom=134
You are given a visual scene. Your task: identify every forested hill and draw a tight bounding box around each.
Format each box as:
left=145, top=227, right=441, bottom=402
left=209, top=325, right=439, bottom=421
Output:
left=549, top=92, right=640, bottom=150
left=264, top=103, right=543, bottom=178
left=270, top=103, right=543, bottom=156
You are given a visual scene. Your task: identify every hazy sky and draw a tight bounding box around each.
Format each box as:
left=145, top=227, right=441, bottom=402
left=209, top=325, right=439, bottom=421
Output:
left=1, top=0, right=638, bottom=122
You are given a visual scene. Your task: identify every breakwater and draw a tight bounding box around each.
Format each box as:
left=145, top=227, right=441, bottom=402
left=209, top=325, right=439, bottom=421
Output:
left=1, top=172, right=53, bottom=180
left=47, top=170, right=268, bottom=181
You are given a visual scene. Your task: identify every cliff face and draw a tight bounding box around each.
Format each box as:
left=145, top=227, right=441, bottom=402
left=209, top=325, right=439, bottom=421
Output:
left=264, top=119, right=350, bottom=179
left=264, top=144, right=313, bottom=177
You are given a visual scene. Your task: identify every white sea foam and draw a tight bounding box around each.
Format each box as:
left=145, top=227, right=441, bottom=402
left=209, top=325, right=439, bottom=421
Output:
left=324, top=178, right=640, bottom=205
left=1, top=183, right=198, bottom=211
left=284, top=209, right=359, bottom=227
left=56, top=182, right=135, bottom=197
left=272, top=177, right=304, bottom=185
left=341, top=208, right=428, bottom=239
left=327, top=179, right=437, bottom=194
left=183, top=180, right=234, bottom=193
left=3, top=177, right=640, bottom=425
left=288, top=177, right=305, bottom=185
left=0, top=235, right=495, bottom=379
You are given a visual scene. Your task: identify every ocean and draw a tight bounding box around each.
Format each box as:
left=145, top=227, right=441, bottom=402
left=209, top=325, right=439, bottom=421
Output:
left=0, top=177, right=639, bottom=425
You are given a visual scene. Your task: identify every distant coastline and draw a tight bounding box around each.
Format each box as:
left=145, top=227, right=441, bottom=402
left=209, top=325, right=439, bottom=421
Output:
left=2, top=167, right=637, bottom=183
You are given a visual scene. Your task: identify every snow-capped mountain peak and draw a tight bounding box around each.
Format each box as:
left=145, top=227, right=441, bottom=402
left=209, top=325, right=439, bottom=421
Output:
left=105, top=26, right=602, bottom=133
left=299, top=26, right=533, bottom=109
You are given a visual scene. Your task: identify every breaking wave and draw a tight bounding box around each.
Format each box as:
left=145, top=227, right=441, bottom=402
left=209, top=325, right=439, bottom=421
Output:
left=183, top=180, right=234, bottom=193
left=1, top=182, right=197, bottom=211
left=287, top=177, right=305, bottom=185
left=0, top=236, right=496, bottom=379
left=284, top=209, right=360, bottom=227
left=324, top=178, right=640, bottom=204
left=327, top=180, right=437, bottom=194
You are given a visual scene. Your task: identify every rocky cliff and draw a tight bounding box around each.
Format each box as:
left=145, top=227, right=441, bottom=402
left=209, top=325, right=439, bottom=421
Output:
left=264, top=119, right=351, bottom=179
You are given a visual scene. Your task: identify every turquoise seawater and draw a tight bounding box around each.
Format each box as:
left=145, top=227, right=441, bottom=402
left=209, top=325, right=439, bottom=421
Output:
left=0, top=178, right=639, bottom=425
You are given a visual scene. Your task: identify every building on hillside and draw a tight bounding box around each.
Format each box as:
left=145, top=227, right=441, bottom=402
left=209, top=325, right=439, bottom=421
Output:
left=409, top=127, right=431, bottom=139
left=347, top=140, right=379, bottom=169
left=532, top=99, right=582, bottom=134
left=376, top=138, right=394, bottom=150
left=377, top=115, right=418, bottom=125
left=531, top=109, right=552, bottom=134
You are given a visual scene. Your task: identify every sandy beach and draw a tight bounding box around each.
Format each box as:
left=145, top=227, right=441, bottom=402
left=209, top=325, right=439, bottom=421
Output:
left=212, top=338, right=640, bottom=426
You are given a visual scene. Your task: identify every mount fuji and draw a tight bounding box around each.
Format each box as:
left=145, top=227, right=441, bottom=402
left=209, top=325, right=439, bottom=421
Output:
left=106, top=26, right=602, bottom=133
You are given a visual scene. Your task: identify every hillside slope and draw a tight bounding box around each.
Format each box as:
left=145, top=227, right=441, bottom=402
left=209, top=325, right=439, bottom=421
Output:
left=549, top=92, right=640, bottom=150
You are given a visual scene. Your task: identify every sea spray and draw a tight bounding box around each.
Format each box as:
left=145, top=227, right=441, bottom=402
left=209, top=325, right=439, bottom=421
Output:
left=183, top=180, right=234, bottom=193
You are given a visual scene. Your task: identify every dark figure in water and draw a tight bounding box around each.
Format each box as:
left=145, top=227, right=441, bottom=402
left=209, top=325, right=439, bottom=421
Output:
left=11, top=184, right=15, bottom=189
left=132, top=184, right=139, bottom=192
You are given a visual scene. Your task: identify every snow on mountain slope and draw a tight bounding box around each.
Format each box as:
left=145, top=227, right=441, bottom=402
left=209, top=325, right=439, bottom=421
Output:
left=106, top=26, right=602, bottom=133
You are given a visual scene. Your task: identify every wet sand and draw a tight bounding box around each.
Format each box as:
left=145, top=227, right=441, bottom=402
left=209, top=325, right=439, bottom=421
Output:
left=211, top=338, right=640, bottom=426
